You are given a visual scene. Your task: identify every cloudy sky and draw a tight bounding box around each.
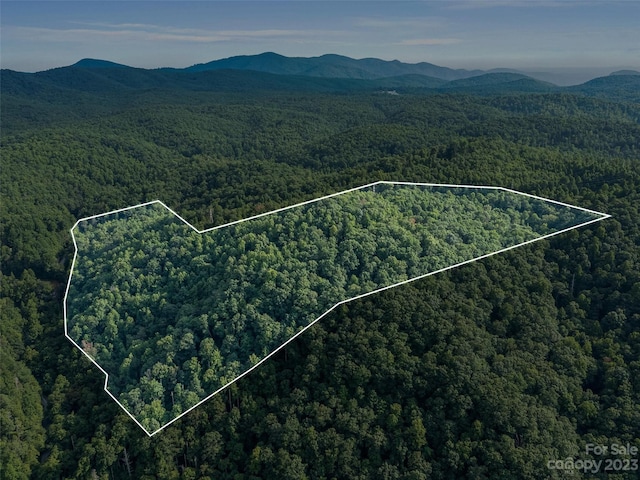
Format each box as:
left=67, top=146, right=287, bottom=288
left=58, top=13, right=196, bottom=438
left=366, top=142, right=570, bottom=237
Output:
left=2, top=0, right=638, bottom=77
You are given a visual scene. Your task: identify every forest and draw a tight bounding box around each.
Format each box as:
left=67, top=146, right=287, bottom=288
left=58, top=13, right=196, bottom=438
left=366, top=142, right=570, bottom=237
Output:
left=1, top=65, right=639, bottom=479
left=66, top=184, right=603, bottom=433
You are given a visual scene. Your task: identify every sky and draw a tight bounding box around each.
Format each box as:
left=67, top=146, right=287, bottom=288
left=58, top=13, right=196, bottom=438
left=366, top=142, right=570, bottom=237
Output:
left=2, top=0, right=639, bottom=81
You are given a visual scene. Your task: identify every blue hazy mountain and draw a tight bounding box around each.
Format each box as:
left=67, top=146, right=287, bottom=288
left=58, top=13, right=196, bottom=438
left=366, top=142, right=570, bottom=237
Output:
left=567, top=73, right=640, bottom=102
left=438, top=73, right=557, bottom=93
left=3, top=53, right=638, bottom=106
left=1, top=54, right=545, bottom=94
left=71, top=58, right=130, bottom=69
left=609, top=69, right=640, bottom=76
left=185, top=52, right=485, bottom=80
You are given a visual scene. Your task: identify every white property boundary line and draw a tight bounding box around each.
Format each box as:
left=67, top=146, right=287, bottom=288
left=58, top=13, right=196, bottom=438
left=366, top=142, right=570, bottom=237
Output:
left=63, top=181, right=611, bottom=436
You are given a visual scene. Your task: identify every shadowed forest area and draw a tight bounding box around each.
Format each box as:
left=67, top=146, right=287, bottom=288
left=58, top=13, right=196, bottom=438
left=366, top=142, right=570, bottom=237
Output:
left=1, top=67, right=639, bottom=479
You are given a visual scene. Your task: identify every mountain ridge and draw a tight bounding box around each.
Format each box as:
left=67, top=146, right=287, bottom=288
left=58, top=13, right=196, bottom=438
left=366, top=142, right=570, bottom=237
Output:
left=71, top=58, right=130, bottom=69
left=12, top=53, right=636, bottom=87
left=184, top=52, right=485, bottom=81
left=609, top=69, right=640, bottom=76
left=3, top=53, right=639, bottom=105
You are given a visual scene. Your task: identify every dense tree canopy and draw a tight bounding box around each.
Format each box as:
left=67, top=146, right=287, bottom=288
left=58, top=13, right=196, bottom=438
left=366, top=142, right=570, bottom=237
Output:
left=1, top=69, right=639, bottom=478
left=66, top=185, right=602, bottom=431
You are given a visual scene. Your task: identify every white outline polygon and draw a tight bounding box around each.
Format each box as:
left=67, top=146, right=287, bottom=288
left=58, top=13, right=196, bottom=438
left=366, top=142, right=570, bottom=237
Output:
left=63, top=181, right=610, bottom=436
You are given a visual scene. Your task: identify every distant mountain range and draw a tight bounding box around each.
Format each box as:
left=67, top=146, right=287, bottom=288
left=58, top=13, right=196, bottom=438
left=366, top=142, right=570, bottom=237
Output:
left=2, top=53, right=639, bottom=103
left=70, top=53, right=639, bottom=86
left=183, top=52, right=486, bottom=81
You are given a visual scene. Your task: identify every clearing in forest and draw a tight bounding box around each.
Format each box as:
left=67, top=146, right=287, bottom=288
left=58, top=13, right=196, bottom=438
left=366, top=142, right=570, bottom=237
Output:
left=64, top=181, right=609, bottom=435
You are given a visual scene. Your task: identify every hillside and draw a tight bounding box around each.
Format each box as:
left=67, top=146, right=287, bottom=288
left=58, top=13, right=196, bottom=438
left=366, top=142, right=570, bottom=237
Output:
left=1, top=56, right=639, bottom=479
left=66, top=184, right=603, bottom=434
left=438, top=73, right=558, bottom=94
left=568, top=74, right=640, bottom=102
